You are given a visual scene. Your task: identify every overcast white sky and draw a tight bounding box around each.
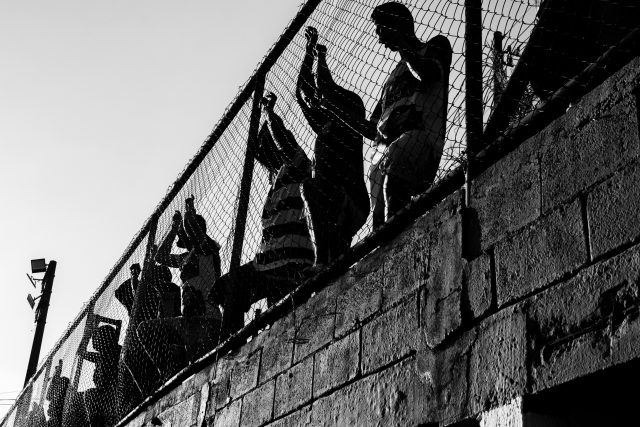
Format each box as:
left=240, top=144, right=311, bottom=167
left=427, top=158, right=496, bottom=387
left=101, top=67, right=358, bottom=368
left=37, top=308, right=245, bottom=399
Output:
left=0, top=0, right=303, bottom=417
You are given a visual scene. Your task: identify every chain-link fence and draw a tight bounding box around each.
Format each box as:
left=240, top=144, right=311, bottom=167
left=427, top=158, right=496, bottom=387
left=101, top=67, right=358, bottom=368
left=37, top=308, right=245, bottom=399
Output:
left=3, top=1, right=638, bottom=426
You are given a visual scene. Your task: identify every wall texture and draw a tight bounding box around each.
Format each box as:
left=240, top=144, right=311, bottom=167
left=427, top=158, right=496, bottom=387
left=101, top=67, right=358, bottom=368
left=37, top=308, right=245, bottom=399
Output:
left=123, top=56, right=640, bottom=427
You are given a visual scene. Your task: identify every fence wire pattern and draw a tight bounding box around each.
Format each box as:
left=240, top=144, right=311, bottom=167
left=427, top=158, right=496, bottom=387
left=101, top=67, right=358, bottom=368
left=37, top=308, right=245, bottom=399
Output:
left=4, top=0, right=639, bottom=426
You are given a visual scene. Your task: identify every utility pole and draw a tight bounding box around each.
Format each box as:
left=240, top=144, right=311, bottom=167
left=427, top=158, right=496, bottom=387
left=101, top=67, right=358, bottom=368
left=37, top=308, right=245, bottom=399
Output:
left=24, top=260, right=57, bottom=386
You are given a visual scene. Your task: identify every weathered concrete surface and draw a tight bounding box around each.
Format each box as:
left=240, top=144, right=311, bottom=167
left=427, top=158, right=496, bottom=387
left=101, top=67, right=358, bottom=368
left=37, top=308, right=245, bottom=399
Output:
left=472, top=135, right=541, bottom=250
left=588, top=160, right=640, bottom=259
left=495, top=199, right=586, bottom=306
left=310, top=357, right=434, bottom=426
left=464, top=251, right=493, bottom=320
left=122, top=57, right=640, bottom=427
left=313, top=330, right=359, bottom=398
left=273, top=357, right=313, bottom=418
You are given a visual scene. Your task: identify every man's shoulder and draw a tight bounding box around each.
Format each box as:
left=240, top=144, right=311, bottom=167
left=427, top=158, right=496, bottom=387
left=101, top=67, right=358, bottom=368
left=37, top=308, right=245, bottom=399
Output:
left=421, top=35, right=453, bottom=66
left=427, top=34, right=452, bottom=50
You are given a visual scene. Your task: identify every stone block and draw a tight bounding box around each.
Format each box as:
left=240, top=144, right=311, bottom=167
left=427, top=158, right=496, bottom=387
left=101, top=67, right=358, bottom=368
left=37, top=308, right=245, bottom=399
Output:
left=174, top=373, right=197, bottom=403
left=383, top=228, right=430, bottom=309
left=469, top=307, right=527, bottom=414
left=422, top=209, right=464, bottom=347
left=588, top=160, right=640, bottom=259
left=259, top=314, right=294, bottom=384
left=274, top=357, right=314, bottom=418
left=362, top=297, right=419, bottom=374
left=265, top=405, right=312, bottom=427
left=210, top=355, right=234, bottom=412
left=313, top=330, right=360, bottom=397
left=293, top=288, right=336, bottom=363
left=334, top=261, right=383, bottom=338
left=172, top=393, right=197, bottom=426
left=229, top=349, right=261, bottom=399
left=541, top=95, right=640, bottom=212
left=154, top=406, right=176, bottom=426
left=495, top=199, right=586, bottom=306
left=416, top=329, right=476, bottom=424
left=213, top=399, right=241, bottom=427
left=240, top=380, right=275, bottom=427
left=464, top=251, right=493, bottom=320
left=472, top=135, right=541, bottom=249
left=310, top=357, right=435, bottom=426
left=526, top=243, right=640, bottom=392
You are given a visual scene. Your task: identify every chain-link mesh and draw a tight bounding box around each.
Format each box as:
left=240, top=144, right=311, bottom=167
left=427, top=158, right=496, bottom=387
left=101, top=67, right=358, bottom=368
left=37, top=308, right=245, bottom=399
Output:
left=4, top=1, right=639, bottom=426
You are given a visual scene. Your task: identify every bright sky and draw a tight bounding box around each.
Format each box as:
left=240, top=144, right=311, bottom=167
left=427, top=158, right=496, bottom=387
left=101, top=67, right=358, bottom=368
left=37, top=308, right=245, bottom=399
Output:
left=0, top=0, right=303, bottom=417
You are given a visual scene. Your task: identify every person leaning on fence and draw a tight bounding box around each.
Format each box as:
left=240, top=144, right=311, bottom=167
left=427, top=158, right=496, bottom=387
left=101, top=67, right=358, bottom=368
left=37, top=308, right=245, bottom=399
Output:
left=136, top=198, right=223, bottom=381
left=64, top=324, right=122, bottom=427
left=296, top=26, right=369, bottom=267
left=45, top=360, right=69, bottom=427
left=327, top=2, right=452, bottom=228
left=211, top=92, right=314, bottom=337
left=114, top=262, right=141, bottom=316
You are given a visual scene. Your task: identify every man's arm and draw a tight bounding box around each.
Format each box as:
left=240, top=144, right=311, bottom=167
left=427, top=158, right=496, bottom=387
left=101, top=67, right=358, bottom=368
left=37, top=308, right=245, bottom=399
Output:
left=155, top=211, right=186, bottom=268
left=262, top=93, right=301, bottom=164
left=253, top=124, right=283, bottom=172
left=295, top=27, right=325, bottom=134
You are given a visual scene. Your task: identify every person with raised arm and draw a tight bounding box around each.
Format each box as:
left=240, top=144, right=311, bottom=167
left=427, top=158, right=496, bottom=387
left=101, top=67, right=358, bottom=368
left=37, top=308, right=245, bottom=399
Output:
left=296, top=26, right=369, bottom=267
left=322, top=2, right=452, bottom=228
left=212, top=92, right=314, bottom=337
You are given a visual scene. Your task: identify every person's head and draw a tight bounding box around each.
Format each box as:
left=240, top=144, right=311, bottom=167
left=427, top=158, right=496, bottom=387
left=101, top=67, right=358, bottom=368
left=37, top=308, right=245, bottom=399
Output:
left=371, top=2, right=415, bottom=51
left=130, top=263, right=141, bottom=279
left=184, top=214, right=207, bottom=239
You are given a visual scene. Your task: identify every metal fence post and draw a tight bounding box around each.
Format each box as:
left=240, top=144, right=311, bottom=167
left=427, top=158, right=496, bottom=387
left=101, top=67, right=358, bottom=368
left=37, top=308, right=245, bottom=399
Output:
left=465, top=0, right=483, bottom=192
left=463, top=0, right=484, bottom=260
left=230, top=73, right=266, bottom=269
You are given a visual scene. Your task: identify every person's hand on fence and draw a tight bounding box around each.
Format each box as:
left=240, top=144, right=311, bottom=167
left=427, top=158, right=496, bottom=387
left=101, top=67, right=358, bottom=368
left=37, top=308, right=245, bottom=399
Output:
left=305, top=26, right=318, bottom=53
left=314, top=43, right=327, bottom=57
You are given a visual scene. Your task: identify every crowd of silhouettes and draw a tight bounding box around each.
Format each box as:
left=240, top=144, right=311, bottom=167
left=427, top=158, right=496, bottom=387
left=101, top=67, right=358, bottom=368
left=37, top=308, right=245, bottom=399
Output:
left=22, top=3, right=453, bottom=426
left=16, top=2, right=640, bottom=426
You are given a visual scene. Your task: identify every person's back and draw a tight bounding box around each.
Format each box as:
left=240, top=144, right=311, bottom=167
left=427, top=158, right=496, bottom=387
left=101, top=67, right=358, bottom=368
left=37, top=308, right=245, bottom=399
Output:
left=375, top=34, right=451, bottom=157
left=255, top=141, right=314, bottom=275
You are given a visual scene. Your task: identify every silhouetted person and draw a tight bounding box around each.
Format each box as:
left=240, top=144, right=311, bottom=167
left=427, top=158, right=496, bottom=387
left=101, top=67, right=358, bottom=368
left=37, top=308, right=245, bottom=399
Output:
left=23, top=402, right=46, bottom=427
left=116, top=248, right=173, bottom=418
left=114, top=263, right=141, bottom=315
left=150, top=261, right=181, bottom=319
left=75, top=325, right=121, bottom=427
left=325, top=2, right=451, bottom=228
left=156, top=197, right=222, bottom=319
left=137, top=197, right=222, bottom=381
left=296, top=26, right=369, bottom=266
left=45, top=360, right=70, bottom=427
left=212, top=92, right=314, bottom=337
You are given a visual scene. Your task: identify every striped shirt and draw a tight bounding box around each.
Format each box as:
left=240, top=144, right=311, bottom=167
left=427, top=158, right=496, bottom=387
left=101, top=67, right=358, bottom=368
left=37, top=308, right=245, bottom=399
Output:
left=254, top=148, right=314, bottom=272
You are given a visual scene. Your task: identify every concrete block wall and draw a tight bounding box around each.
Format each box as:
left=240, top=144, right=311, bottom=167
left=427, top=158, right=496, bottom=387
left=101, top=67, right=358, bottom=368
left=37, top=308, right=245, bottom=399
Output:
left=124, top=56, right=640, bottom=427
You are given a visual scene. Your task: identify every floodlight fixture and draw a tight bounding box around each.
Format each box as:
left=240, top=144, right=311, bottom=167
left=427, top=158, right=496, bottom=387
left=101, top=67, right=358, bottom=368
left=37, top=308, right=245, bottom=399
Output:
left=24, top=259, right=57, bottom=386
left=30, top=259, right=47, bottom=274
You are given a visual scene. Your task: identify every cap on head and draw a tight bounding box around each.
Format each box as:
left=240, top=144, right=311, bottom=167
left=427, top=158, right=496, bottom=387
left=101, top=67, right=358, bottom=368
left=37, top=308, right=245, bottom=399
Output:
left=371, top=2, right=414, bottom=35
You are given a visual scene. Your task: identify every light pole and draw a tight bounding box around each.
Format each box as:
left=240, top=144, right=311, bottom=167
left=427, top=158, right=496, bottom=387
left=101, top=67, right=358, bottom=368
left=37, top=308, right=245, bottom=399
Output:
left=24, top=259, right=57, bottom=386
